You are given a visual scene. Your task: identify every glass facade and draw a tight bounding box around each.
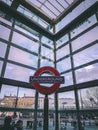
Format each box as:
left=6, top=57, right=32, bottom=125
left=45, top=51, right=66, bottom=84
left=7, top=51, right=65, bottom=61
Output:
left=0, top=1, right=98, bottom=130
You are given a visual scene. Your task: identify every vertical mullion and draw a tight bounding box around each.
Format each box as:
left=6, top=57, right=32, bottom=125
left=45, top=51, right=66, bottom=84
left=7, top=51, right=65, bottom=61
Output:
left=33, top=34, right=41, bottom=130
left=1, top=19, right=15, bottom=77
left=69, top=32, right=83, bottom=130
left=53, top=25, right=59, bottom=130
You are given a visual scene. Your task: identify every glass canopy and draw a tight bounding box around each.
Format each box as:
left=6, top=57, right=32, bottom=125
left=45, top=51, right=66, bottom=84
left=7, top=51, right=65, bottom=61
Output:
left=26, top=0, right=75, bottom=19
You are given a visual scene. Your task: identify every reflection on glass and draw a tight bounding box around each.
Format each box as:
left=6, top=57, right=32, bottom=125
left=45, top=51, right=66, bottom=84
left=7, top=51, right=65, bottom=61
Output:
left=57, top=57, right=71, bottom=73
left=73, top=44, right=98, bottom=67
left=0, top=42, right=7, bottom=58
left=0, top=25, right=10, bottom=40
left=4, top=63, right=35, bottom=82
left=75, top=63, right=98, bottom=83
left=58, top=91, right=75, bottom=110
left=8, top=46, right=38, bottom=67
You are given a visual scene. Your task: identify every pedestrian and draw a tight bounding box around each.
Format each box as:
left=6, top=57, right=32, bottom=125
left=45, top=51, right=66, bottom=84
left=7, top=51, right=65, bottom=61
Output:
left=14, top=120, right=23, bottom=130
left=0, top=116, right=14, bottom=130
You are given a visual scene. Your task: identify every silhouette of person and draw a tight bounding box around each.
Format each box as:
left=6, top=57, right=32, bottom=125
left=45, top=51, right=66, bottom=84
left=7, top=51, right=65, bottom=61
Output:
left=0, top=116, right=14, bottom=130
left=14, top=120, right=23, bottom=130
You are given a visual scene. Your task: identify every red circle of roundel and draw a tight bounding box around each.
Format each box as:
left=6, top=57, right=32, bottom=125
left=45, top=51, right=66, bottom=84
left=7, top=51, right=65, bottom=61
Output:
left=33, top=66, right=60, bottom=94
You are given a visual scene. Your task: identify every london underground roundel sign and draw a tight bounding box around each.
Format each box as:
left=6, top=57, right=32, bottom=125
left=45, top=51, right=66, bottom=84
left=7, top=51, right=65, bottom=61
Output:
left=30, top=66, right=64, bottom=95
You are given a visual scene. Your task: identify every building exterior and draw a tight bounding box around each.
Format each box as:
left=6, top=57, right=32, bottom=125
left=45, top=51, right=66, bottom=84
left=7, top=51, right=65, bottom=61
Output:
left=0, top=95, right=75, bottom=109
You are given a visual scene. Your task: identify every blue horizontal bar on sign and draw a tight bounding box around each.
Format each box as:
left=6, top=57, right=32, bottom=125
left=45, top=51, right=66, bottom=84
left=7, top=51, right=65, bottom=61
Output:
left=29, top=76, right=65, bottom=84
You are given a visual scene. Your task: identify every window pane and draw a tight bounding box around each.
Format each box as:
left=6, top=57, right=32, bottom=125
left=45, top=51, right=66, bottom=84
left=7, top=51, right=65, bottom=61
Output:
left=57, top=57, right=71, bottom=73
left=72, top=26, right=98, bottom=52
left=0, top=42, right=7, bottom=58
left=75, top=63, right=98, bottom=83
left=41, top=36, right=53, bottom=48
left=48, top=94, right=55, bottom=110
left=60, top=72, right=73, bottom=87
left=4, top=63, right=35, bottom=82
left=0, top=17, right=12, bottom=26
left=0, top=25, right=10, bottom=40
left=0, top=85, right=18, bottom=108
left=38, top=93, right=44, bottom=109
left=73, top=44, right=98, bottom=67
left=17, top=88, right=35, bottom=109
left=0, top=61, right=3, bottom=76
left=15, top=21, right=39, bottom=40
left=17, top=5, right=50, bottom=30
left=41, top=5, right=56, bottom=19
left=40, top=58, right=54, bottom=67
left=58, top=91, right=76, bottom=110
left=56, top=44, right=70, bottom=60
left=78, top=87, right=98, bottom=109
left=12, top=32, right=39, bottom=53
left=71, top=15, right=97, bottom=38
left=45, top=1, right=60, bottom=16
left=56, top=34, right=69, bottom=48
left=78, top=86, right=98, bottom=130
left=41, top=45, right=54, bottom=60
left=8, top=46, right=38, bottom=67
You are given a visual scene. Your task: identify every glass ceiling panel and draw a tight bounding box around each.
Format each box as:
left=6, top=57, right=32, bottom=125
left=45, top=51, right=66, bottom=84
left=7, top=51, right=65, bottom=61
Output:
left=56, top=0, right=97, bottom=32
left=45, top=1, right=60, bottom=16
left=27, top=0, right=76, bottom=19
left=17, top=5, right=50, bottom=29
left=29, top=0, right=41, bottom=7
left=49, top=0, right=64, bottom=12
left=41, top=5, right=56, bottom=19
left=57, top=0, right=69, bottom=8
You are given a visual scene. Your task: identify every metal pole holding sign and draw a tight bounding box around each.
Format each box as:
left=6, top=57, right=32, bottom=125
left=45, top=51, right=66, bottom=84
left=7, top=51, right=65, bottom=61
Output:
left=43, top=94, right=49, bottom=130
left=30, top=66, right=64, bottom=130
